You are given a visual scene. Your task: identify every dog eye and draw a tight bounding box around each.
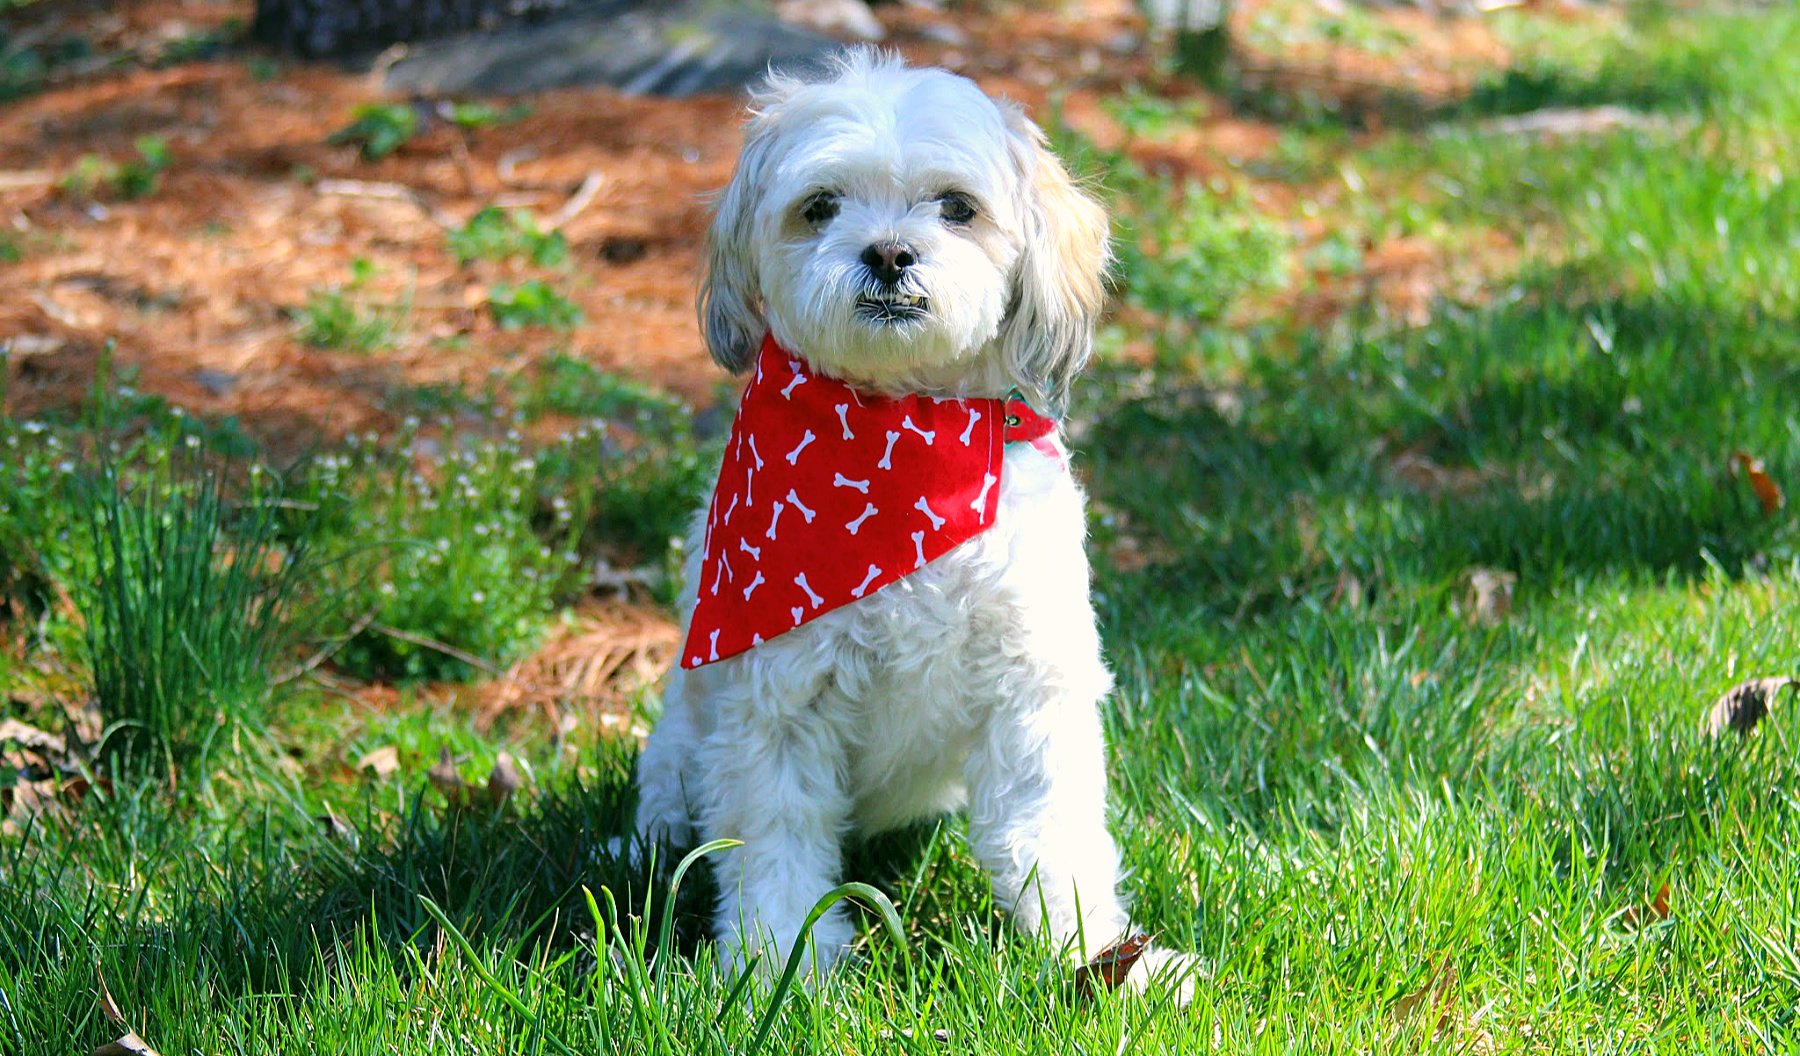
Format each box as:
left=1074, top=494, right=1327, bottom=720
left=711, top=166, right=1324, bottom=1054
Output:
left=937, top=193, right=977, bottom=225
left=800, top=193, right=840, bottom=227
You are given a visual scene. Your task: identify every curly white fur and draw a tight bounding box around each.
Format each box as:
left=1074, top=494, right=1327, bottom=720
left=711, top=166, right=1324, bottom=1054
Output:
left=633, top=49, right=1195, bottom=1000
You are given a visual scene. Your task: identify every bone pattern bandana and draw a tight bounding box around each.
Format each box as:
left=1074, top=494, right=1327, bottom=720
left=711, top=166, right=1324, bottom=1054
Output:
left=682, top=334, right=1058, bottom=669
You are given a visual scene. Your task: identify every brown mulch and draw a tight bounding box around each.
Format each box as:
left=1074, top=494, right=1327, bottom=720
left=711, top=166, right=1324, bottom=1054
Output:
left=1, top=0, right=1532, bottom=719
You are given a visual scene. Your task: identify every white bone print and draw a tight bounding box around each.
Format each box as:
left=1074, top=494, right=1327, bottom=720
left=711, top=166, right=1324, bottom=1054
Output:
left=845, top=502, right=878, bottom=535
left=833, top=473, right=870, bottom=493
left=748, top=436, right=764, bottom=470
left=765, top=500, right=785, bottom=540
left=877, top=431, right=901, bottom=470
left=785, top=489, right=815, bottom=522
left=970, top=472, right=997, bottom=514
left=742, top=571, right=765, bottom=600
left=911, top=530, right=927, bottom=568
left=710, top=559, right=726, bottom=596
left=794, top=573, right=823, bottom=608
left=835, top=403, right=854, bottom=440
left=744, top=466, right=753, bottom=508
left=723, top=492, right=740, bottom=525
left=780, top=370, right=807, bottom=399
left=850, top=564, right=881, bottom=597
left=707, top=629, right=720, bottom=662
left=784, top=430, right=815, bottom=466
left=790, top=606, right=805, bottom=626
left=901, top=415, right=936, bottom=445
left=959, top=407, right=982, bottom=445
left=913, top=496, right=946, bottom=530
left=738, top=538, right=761, bottom=561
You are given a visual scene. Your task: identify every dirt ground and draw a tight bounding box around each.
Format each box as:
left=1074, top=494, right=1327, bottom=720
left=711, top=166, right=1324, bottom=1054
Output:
left=1, top=0, right=1519, bottom=448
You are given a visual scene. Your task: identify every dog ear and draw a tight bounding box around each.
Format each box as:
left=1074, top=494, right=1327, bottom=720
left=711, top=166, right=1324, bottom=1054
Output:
left=697, top=113, right=778, bottom=374
left=996, top=106, right=1111, bottom=416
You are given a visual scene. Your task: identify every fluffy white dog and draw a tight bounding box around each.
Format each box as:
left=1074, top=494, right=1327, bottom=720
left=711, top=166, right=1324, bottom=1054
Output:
left=632, top=49, right=1193, bottom=997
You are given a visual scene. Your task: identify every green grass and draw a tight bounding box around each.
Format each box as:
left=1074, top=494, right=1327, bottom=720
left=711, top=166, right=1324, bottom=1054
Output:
left=5, top=4, right=1800, bottom=1052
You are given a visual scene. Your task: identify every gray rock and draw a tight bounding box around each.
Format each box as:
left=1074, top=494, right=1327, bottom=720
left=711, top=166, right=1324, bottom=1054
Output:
left=383, top=0, right=844, bottom=98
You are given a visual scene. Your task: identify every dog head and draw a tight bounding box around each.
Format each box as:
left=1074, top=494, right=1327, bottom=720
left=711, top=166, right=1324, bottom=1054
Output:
left=699, top=49, right=1110, bottom=413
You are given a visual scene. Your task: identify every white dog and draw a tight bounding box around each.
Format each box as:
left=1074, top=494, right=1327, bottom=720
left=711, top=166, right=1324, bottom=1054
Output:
left=631, top=49, right=1193, bottom=997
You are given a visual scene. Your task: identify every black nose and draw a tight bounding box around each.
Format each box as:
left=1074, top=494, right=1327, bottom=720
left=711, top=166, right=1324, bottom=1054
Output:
left=860, top=241, right=916, bottom=285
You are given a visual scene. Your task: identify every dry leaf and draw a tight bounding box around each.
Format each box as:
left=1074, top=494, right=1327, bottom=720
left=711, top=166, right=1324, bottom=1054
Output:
left=94, top=974, right=160, bottom=1056
left=1622, top=882, right=1673, bottom=929
left=1463, top=568, right=1517, bottom=625
left=1073, top=932, right=1151, bottom=997
left=1705, top=677, right=1797, bottom=737
left=486, top=751, right=523, bottom=806
left=1732, top=452, right=1786, bottom=515
left=1389, top=957, right=1457, bottom=1038
left=0, top=718, right=66, bottom=756
left=355, top=745, right=399, bottom=778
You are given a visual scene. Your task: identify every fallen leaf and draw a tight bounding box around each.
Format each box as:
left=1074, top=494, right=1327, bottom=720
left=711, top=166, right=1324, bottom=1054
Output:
left=1732, top=452, right=1786, bottom=515
left=94, top=974, right=161, bottom=1056
left=1463, top=568, right=1517, bottom=625
left=355, top=745, right=400, bottom=778
left=1074, top=932, right=1151, bottom=997
left=486, top=751, right=523, bottom=806
left=0, top=718, right=66, bottom=756
left=1705, top=677, right=1797, bottom=737
left=1389, top=957, right=1457, bottom=1038
left=1623, top=882, right=1673, bottom=929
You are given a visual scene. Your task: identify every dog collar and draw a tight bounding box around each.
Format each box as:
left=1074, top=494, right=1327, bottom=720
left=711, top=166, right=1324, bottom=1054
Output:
left=682, top=333, right=1059, bottom=668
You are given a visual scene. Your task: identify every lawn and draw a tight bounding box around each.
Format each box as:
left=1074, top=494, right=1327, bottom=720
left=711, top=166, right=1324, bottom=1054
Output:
left=4, top=4, right=1800, bottom=1053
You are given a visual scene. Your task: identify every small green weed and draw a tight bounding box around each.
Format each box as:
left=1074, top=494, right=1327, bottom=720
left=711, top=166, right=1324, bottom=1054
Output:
left=57, top=136, right=172, bottom=201
left=330, top=101, right=530, bottom=160
left=296, top=259, right=407, bottom=352
left=449, top=206, right=568, bottom=267
left=521, top=353, right=683, bottom=423
left=328, top=103, right=419, bottom=160
left=488, top=280, right=583, bottom=331
left=306, top=427, right=586, bottom=682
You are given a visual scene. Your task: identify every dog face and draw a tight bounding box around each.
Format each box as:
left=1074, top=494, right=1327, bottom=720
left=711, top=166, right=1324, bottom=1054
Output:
left=699, top=50, right=1110, bottom=412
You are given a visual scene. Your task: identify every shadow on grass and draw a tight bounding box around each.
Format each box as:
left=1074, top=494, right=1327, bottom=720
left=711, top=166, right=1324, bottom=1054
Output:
left=1087, top=291, right=1798, bottom=632
left=103, top=759, right=704, bottom=1000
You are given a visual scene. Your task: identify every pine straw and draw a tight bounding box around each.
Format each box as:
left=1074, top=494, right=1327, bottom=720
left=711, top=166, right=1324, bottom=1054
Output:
left=474, top=598, right=678, bottom=734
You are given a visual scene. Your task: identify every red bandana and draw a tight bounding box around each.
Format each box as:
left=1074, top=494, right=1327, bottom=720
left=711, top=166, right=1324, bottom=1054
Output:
left=682, top=334, right=1058, bottom=669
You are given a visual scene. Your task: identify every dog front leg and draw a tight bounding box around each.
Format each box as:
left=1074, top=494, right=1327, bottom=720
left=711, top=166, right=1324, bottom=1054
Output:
left=632, top=667, right=700, bottom=851
left=965, top=695, right=1132, bottom=953
left=699, top=695, right=855, bottom=982
left=965, top=691, right=1200, bottom=1001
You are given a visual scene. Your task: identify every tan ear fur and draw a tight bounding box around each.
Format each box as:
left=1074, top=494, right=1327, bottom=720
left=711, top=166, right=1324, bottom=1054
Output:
left=697, top=113, right=778, bottom=373
left=998, top=107, right=1112, bottom=415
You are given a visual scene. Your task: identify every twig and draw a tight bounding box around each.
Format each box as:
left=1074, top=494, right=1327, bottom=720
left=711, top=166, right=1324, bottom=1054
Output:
left=0, top=171, right=55, bottom=193
left=316, top=178, right=455, bottom=228
left=497, top=147, right=540, bottom=187
left=548, top=171, right=604, bottom=231
left=368, top=622, right=502, bottom=676
left=274, top=609, right=379, bottom=685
